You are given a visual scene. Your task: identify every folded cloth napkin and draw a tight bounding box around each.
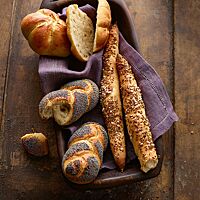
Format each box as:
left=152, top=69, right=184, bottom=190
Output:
left=38, top=5, right=178, bottom=169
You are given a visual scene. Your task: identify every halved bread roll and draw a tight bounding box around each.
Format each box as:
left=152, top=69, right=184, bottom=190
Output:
left=66, top=4, right=94, bottom=62
left=93, top=0, right=111, bottom=52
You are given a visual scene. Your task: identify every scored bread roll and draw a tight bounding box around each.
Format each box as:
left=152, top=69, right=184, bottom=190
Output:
left=62, top=122, right=108, bottom=184
left=66, top=4, right=94, bottom=62
left=100, top=24, right=126, bottom=171
left=21, top=9, right=70, bottom=57
left=39, top=79, right=99, bottom=126
left=93, top=0, right=111, bottom=52
left=116, top=54, right=158, bottom=173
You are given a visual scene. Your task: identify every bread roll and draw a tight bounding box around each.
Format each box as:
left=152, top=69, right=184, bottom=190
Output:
left=66, top=4, right=94, bottom=62
left=62, top=122, right=108, bottom=184
left=21, top=133, right=48, bottom=156
left=39, top=79, right=99, bottom=126
left=100, top=24, right=126, bottom=171
left=116, top=54, right=158, bottom=173
left=93, top=0, right=111, bottom=52
left=21, top=9, right=70, bottom=57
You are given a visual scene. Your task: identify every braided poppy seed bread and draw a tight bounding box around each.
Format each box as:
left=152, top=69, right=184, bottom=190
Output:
left=100, top=24, right=126, bottom=171
left=62, top=122, right=108, bottom=184
left=39, top=79, right=99, bottom=126
left=116, top=54, right=158, bottom=173
left=61, top=79, right=99, bottom=112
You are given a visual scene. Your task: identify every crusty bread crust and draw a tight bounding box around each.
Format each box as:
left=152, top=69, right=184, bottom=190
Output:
left=21, top=9, right=70, bottom=57
left=62, top=122, right=108, bottom=184
left=39, top=79, right=99, bottom=126
left=93, top=0, right=111, bottom=52
left=66, top=4, right=94, bottom=62
left=116, top=54, right=158, bottom=173
left=100, top=24, right=126, bottom=171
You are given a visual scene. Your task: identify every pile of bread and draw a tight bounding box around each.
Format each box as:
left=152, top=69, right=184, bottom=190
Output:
left=21, top=0, right=111, bottom=61
left=21, top=0, right=158, bottom=185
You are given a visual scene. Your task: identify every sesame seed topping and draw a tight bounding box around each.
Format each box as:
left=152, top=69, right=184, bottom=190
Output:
left=116, top=54, right=158, bottom=172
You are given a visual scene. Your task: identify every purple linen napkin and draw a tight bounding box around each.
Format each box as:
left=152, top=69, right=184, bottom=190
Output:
left=38, top=5, right=178, bottom=169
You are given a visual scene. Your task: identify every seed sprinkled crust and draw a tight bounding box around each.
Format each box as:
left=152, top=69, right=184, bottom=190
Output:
left=100, top=24, right=126, bottom=171
left=116, top=54, right=158, bottom=173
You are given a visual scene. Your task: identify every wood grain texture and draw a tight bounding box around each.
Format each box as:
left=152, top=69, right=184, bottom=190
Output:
left=0, top=0, right=14, bottom=120
left=174, top=0, right=200, bottom=199
left=0, top=0, right=15, bottom=167
left=0, top=0, right=185, bottom=199
left=0, top=0, right=61, bottom=199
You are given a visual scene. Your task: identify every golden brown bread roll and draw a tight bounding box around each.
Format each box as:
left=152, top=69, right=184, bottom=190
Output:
left=62, top=122, right=108, bottom=184
left=21, top=9, right=70, bottom=57
left=39, top=79, right=99, bottom=126
left=93, top=0, right=112, bottom=52
left=21, top=133, right=48, bottom=156
left=100, top=24, right=126, bottom=171
left=116, top=54, right=158, bottom=173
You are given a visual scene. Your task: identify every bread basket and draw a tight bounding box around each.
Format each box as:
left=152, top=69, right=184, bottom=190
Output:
left=40, top=0, right=163, bottom=189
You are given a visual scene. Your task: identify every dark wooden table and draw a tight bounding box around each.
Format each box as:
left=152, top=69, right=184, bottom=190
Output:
left=0, top=0, right=199, bottom=199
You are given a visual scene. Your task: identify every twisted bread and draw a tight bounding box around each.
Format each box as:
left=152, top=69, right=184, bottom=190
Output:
left=39, top=79, right=99, bottom=126
left=116, top=54, right=158, bottom=173
left=21, top=9, right=70, bottom=57
left=100, top=24, right=126, bottom=171
left=62, top=122, right=108, bottom=184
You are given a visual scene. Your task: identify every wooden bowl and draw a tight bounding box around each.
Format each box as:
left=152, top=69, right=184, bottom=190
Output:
left=40, top=0, right=164, bottom=189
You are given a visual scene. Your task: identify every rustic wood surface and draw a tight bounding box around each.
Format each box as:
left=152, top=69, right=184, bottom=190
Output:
left=0, top=0, right=199, bottom=199
left=174, top=1, right=200, bottom=200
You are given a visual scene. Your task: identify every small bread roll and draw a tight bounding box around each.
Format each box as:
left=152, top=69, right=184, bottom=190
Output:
left=21, top=9, right=70, bottom=57
left=21, top=133, right=48, bottom=157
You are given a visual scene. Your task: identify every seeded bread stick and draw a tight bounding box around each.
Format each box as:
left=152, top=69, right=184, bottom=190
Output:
left=100, top=24, right=126, bottom=171
left=116, top=54, right=158, bottom=173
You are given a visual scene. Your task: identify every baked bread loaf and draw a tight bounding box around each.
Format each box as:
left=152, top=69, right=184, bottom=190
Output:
left=62, top=122, right=108, bottom=184
left=116, top=54, right=158, bottom=173
left=66, top=4, right=94, bottom=62
left=100, top=24, right=126, bottom=171
left=39, top=79, right=99, bottom=126
left=21, top=9, right=70, bottom=57
left=93, top=0, right=111, bottom=52
left=21, top=132, right=48, bottom=156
